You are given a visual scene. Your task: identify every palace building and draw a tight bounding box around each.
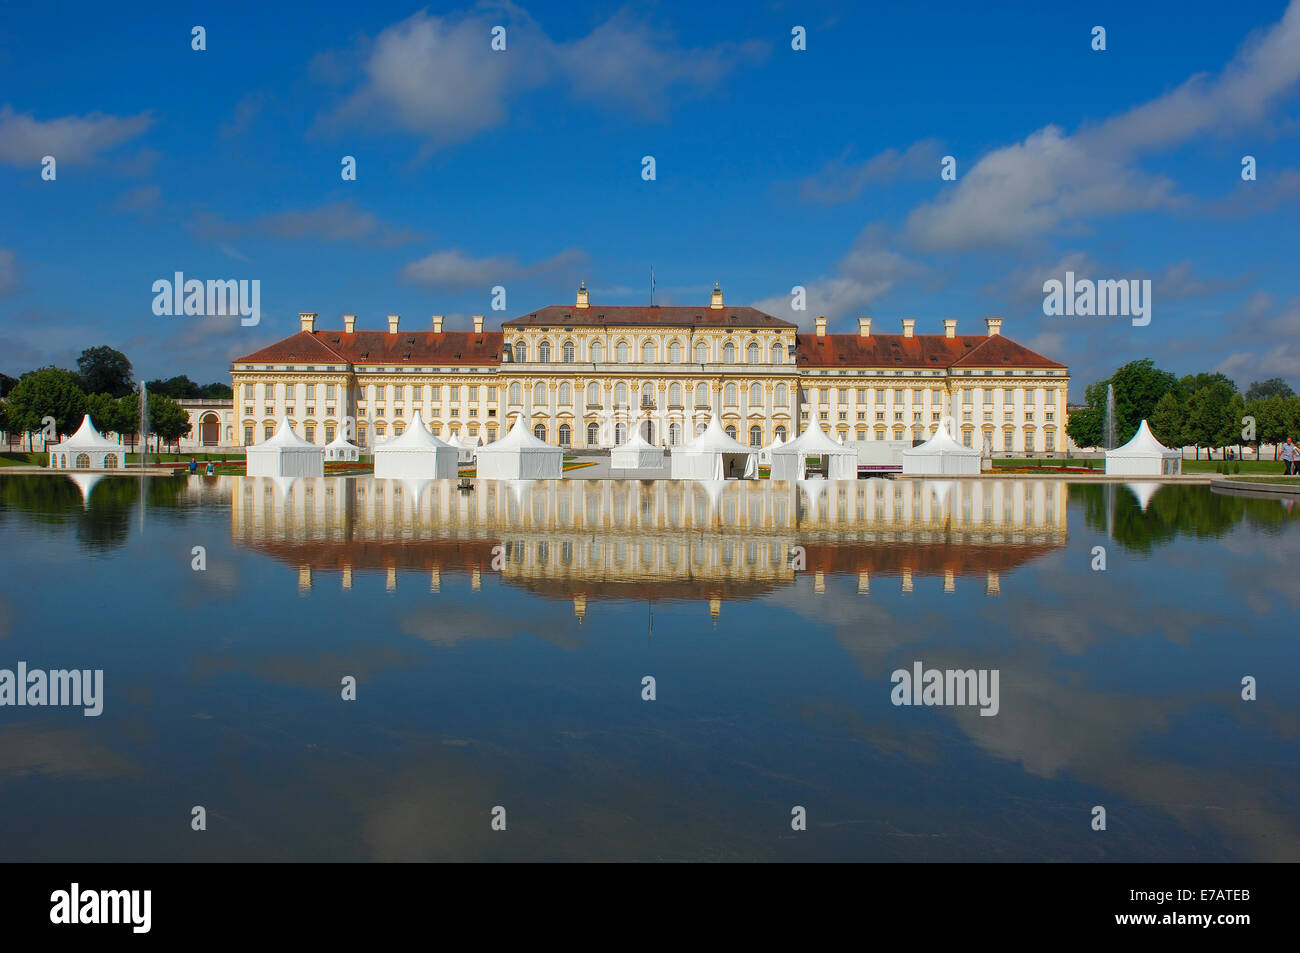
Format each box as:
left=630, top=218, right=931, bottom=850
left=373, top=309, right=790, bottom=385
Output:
left=230, top=282, right=1068, bottom=454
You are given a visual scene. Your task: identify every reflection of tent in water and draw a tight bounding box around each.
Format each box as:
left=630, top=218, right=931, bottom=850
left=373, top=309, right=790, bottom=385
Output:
left=398, top=476, right=434, bottom=511
left=1105, top=420, right=1181, bottom=476
left=797, top=478, right=831, bottom=519
left=1125, top=482, right=1162, bottom=511
left=670, top=415, right=758, bottom=480
left=48, top=415, right=127, bottom=470
left=66, top=472, right=106, bottom=507
left=246, top=418, right=325, bottom=477
left=922, top=480, right=957, bottom=511
left=269, top=475, right=301, bottom=501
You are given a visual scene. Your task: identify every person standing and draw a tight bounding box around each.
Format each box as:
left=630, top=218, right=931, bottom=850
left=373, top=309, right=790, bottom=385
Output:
left=1283, top=437, right=1297, bottom=475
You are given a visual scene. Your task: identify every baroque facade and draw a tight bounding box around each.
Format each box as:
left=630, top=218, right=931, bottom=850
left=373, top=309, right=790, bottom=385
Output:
left=230, top=283, right=1069, bottom=453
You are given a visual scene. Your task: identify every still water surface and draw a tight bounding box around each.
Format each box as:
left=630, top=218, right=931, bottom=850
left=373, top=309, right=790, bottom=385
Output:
left=0, top=473, right=1297, bottom=861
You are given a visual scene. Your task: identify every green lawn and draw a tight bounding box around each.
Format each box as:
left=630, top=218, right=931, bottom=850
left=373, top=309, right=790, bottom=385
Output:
left=1181, top=459, right=1282, bottom=474
left=1224, top=475, right=1300, bottom=484
left=0, top=451, right=47, bottom=467
left=993, top=458, right=1103, bottom=469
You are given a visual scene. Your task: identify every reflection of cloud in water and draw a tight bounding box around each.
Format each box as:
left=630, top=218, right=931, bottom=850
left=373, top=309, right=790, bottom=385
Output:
left=0, top=725, right=141, bottom=782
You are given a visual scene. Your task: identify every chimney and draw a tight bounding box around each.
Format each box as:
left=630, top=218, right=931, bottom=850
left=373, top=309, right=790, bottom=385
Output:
left=299, top=312, right=317, bottom=333
left=710, top=281, right=724, bottom=310
left=984, top=317, right=1002, bottom=337
left=944, top=319, right=957, bottom=339
left=473, top=314, right=484, bottom=335
left=387, top=314, right=400, bottom=334
left=902, top=318, right=915, bottom=339
left=343, top=314, right=356, bottom=334
left=432, top=315, right=444, bottom=334
left=815, top=316, right=827, bottom=338
left=858, top=317, right=871, bottom=338
left=576, top=280, right=590, bottom=310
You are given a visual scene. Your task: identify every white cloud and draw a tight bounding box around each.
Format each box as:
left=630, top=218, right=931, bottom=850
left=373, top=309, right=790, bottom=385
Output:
left=193, top=201, right=420, bottom=246
left=400, top=246, right=585, bottom=290
left=797, top=139, right=944, bottom=205
left=0, top=104, right=152, bottom=165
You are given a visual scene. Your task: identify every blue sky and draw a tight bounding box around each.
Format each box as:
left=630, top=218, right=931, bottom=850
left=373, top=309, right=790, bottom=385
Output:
left=2, top=0, right=1299, bottom=396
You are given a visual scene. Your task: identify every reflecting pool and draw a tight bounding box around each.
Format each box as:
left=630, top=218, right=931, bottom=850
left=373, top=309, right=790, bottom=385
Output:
left=0, top=473, right=1297, bottom=860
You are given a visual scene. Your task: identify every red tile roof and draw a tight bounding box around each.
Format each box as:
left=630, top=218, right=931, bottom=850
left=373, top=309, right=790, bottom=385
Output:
left=795, top=333, right=1065, bottom=369
left=504, top=305, right=795, bottom=329
left=235, top=330, right=504, bottom=366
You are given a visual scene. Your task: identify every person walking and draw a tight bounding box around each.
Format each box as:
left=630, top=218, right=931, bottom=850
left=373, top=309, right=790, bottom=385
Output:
left=1283, top=437, right=1297, bottom=476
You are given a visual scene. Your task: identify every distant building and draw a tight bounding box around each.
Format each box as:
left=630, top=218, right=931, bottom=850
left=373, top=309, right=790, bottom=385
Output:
left=230, top=283, right=1069, bottom=453
left=176, top=398, right=235, bottom=450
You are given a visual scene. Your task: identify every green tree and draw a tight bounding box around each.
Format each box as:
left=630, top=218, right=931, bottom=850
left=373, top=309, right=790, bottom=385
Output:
left=1246, top=378, right=1295, bottom=401
left=198, top=381, right=233, bottom=398
left=1066, top=359, right=1177, bottom=449
left=1149, top=391, right=1184, bottom=448
left=1184, top=382, right=1235, bottom=459
left=5, top=367, right=87, bottom=449
left=148, top=393, right=191, bottom=452
left=117, top=392, right=141, bottom=451
left=0, top=372, right=17, bottom=398
left=146, top=375, right=200, bottom=399
left=84, top=392, right=122, bottom=436
left=76, top=346, right=134, bottom=398
left=1221, top=392, right=1246, bottom=456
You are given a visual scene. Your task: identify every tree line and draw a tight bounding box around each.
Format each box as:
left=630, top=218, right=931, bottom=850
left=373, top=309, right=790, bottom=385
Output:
left=0, top=346, right=230, bottom=452
left=1066, top=360, right=1296, bottom=458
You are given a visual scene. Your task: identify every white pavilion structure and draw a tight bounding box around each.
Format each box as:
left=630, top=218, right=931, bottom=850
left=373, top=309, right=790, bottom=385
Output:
left=610, top=426, right=665, bottom=469
left=1105, top=420, right=1182, bottom=476
left=769, top=419, right=859, bottom=481
left=324, top=431, right=361, bottom=461
left=901, top=419, right=981, bottom=476
left=759, top=433, right=784, bottom=466
left=48, top=414, right=127, bottom=470
left=475, top=417, right=564, bottom=479
left=245, top=418, right=325, bottom=477
left=373, top=411, right=458, bottom=479
left=669, top=415, right=758, bottom=480
left=444, top=432, right=480, bottom=465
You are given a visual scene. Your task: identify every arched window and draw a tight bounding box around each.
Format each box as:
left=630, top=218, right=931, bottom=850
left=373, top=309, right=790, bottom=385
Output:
left=509, top=382, right=521, bottom=404
left=747, top=342, right=760, bottom=363
left=615, top=422, right=627, bottom=444
left=590, top=340, right=603, bottom=363
left=749, top=383, right=762, bottom=405
left=559, top=382, right=571, bottom=405
left=696, top=422, right=707, bottom=437
left=587, top=422, right=599, bottom=444
left=695, top=342, right=708, bottom=363
left=538, top=341, right=551, bottom=363
left=749, top=426, right=762, bottom=447
left=775, top=383, right=787, bottom=406
left=771, top=343, right=783, bottom=365
left=724, top=425, right=738, bottom=439
left=669, top=382, right=682, bottom=406
left=641, top=382, right=654, bottom=404
left=75, top=453, right=90, bottom=469
left=586, top=382, right=600, bottom=406
left=775, top=425, right=787, bottom=441
left=723, top=342, right=736, bottom=364
left=513, top=341, right=526, bottom=363
left=642, top=341, right=655, bottom=363
left=534, top=424, right=548, bottom=441
left=669, top=341, right=682, bottom=363
left=533, top=382, right=547, bottom=405
left=562, top=340, right=575, bottom=362
left=669, top=423, right=681, bottom=445
left=616, top=341, right=629, bottom=363
left=104, top=454, right=118, bottom=469
left=724, top=383, right=737, bottom=405
left=695, top=382, right=708, bottom=406
left=559, top=424, right=571, bottom=445
left=615, top=382, right=628, bottom=405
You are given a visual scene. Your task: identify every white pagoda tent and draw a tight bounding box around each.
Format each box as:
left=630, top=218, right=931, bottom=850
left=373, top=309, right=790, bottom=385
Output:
left=610, top=426, right=665, bottom=469
left=373, top=411, right=458, bottom=479
left=758, top=433, right=784, bottom=465
left=1105, top=420, right=1182, bottom=476
left=48, top=414, right=127, bottom=470
left=324, top=430, right=361, bottom=461
left=475, top=417, right=563, bottom=479
left=769, top=419, right=859, bottom=481
left=246, top=418, right=325, bottom=477
left=901, top=420, right=981, bottom=476
left=444, top=431, right=480, bottom=465
left=669, top=415, right=758, bottom=480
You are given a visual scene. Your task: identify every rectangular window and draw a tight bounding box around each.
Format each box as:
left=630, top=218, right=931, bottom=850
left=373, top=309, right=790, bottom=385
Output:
left=306, top=384, right=316, bottom=399
left=893, top=389, right=904, bottom=402
left=819, top=388, right=829, bottom=403
left=963, top=389, right=973, bottom=405
left=305, top=425, right=315, bottom=442
left=838, top=388, right=847, bottom=403
left=875, top=389, right=886, bottom=403
left=488, top=387, right=497, bottom=401
left=1045, top=432, right=1056, bottom=452
left=469, top=386, right=479, bottom=401
left=326, top=384, right=337, bottom=399
left=264, top=425, right=274, bottom=440
left=325, top=425, right=335, bottom=442
left=857, top=388, right=867, bottom=403
left=244, top=426, right=253, bottom=444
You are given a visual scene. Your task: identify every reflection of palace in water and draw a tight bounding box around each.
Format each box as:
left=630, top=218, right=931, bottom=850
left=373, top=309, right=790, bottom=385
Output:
left=232, top=476, right=1067, bottom=617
